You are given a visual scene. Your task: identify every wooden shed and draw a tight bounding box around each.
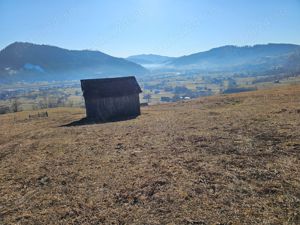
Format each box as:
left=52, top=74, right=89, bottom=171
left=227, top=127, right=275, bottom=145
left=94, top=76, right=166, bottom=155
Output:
left=81, top=76, right=142, bottom=122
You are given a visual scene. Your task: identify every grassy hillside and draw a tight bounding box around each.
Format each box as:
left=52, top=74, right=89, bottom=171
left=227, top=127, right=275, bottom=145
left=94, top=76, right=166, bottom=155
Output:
left=0, top=85, right=300, bottom=224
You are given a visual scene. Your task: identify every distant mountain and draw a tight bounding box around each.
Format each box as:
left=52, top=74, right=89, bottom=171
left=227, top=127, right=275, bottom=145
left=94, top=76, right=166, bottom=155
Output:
left=0, top=42, right=148, bottom=83
left=1, top=42, right=299, bottom=83
left=127, top=54, right=174, bottom=69
left=168, top=43, right=300, bottom=73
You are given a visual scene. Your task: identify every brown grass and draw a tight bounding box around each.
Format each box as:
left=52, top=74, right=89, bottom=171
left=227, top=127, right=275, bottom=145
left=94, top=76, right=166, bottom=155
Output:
left=0, top=85, right=300, bottom=224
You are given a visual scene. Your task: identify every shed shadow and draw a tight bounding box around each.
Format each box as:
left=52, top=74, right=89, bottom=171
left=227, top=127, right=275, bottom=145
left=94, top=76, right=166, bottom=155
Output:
left=61, top=115, right=139, bottom=127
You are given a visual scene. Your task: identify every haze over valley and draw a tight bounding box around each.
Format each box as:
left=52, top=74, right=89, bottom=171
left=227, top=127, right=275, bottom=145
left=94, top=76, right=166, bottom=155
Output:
left=1, top=42, right=300, bottom=83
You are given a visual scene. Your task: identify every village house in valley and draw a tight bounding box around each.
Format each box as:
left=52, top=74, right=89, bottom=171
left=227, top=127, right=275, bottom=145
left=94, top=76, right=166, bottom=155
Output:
left=81, top=76, right=142, bottom=122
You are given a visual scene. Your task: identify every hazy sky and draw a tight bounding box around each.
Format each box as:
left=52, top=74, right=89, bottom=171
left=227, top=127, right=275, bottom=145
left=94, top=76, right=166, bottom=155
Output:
left=1, top=0, right=300, bottom=57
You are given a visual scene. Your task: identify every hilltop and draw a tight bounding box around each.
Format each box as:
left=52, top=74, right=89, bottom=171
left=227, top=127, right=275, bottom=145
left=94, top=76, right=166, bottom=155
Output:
left=169, top=44, right=300, bottom=70
left=127, top=43, right=300, bottom=73
left=0, top=84, right=299, bottom=224
left=0, top=42, right=148, bottom=83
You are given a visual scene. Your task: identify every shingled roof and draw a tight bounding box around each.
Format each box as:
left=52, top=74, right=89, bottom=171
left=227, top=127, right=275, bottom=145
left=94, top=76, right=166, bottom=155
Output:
left=81, top=76, right=142, bottom=98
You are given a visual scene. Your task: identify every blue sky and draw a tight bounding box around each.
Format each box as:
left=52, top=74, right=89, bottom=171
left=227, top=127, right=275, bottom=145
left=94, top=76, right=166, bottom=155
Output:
left=0, top=0, right=300, bottom=57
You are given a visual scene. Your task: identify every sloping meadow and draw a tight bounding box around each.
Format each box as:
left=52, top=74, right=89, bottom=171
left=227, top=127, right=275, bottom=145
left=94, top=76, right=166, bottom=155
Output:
left=0, top=85, right=300, bottom=224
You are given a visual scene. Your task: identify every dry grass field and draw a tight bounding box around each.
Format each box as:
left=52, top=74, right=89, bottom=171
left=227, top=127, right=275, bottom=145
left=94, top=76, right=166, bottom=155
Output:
left=0, top=85, right=300, bottom=224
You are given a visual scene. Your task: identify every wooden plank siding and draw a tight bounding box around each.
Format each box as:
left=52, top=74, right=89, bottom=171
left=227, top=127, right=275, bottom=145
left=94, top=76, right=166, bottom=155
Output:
left=84, top=94, right=140, bottom=122
left=81, top=76, right=142, bottom=122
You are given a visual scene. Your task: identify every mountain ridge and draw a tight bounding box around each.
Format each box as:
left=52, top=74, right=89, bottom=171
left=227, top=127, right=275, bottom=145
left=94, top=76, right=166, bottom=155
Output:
left=168, top=43, right=300, bottom=72
left=0, top=42, right=148, bottom=83
left=1, top=42, right=300, bottom=83
left=125, top=43, right=300, bottom=73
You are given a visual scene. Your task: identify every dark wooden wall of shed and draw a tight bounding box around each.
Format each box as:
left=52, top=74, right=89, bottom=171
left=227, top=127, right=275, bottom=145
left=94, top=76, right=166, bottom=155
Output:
left=84, top=94, right=141, bottom=122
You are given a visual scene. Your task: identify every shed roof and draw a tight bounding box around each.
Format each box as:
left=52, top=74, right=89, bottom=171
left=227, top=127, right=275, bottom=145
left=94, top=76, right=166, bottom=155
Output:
left=81, top=76, right=142, bottom=98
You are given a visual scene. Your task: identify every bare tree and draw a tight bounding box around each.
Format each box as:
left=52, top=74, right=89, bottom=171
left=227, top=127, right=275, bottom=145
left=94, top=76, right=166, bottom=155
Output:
left=67, top=100, right=74, bottom=107
left=38, top=99, right=47, bottom=109
left=11, top=98, right=21, bottom=112
left=144, top=93, right=152, bottom=103
left=47, top=97, right=59, bottom=108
